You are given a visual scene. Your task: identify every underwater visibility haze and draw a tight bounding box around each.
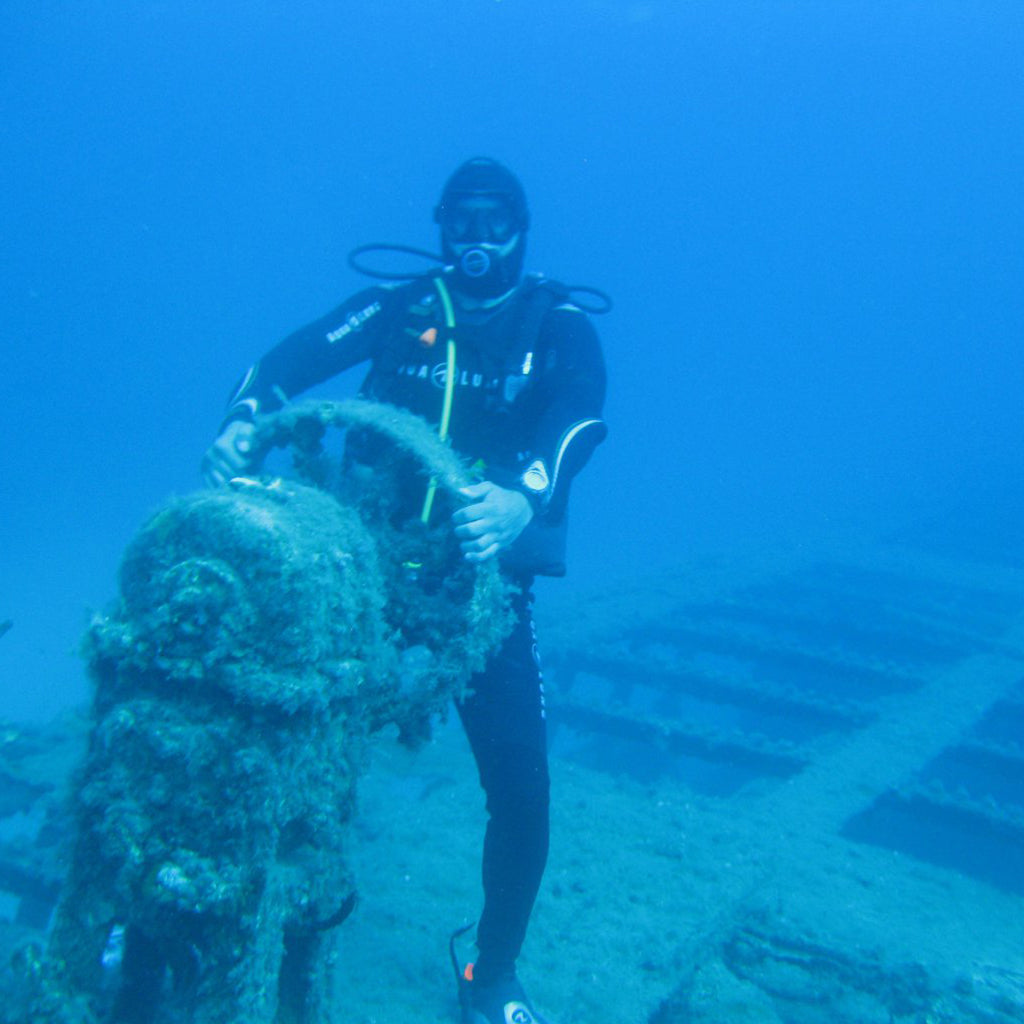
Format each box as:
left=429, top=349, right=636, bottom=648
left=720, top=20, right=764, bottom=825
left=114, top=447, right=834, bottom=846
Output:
left=3, top=1, right=1023, bottom=717
left=2, top=3, right=1024, bottom=1022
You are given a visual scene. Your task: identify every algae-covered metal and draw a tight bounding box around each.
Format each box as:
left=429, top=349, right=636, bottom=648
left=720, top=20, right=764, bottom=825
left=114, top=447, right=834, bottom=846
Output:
left=8, top=400, right=512, bottom=1024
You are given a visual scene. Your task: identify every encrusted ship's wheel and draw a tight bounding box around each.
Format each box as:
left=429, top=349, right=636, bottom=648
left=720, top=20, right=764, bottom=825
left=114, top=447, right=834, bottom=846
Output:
left=248, top=397, right=514, bottom=737
left=10, top=399, right=513, bottom=1024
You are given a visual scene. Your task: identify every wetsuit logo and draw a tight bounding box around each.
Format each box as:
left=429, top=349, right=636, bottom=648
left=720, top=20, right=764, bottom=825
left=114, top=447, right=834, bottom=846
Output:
left=505, top=1005, right=534, bottom=1024
left=325, top=300, right=381, bottom=344
left=424, top=364, right=490, bottom=390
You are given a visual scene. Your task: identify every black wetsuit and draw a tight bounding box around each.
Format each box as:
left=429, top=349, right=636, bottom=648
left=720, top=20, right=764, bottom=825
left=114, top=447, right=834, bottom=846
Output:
left=220, top=271, right=607, bottom=981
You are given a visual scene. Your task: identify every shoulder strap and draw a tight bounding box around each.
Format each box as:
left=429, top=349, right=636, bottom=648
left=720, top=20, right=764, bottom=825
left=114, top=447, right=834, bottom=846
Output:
left=514, top=275, right=569, bottom=357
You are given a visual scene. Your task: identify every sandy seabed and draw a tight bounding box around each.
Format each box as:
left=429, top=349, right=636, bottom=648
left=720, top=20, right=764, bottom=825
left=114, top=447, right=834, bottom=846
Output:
left=333, top=706, right=1024, bottom=1024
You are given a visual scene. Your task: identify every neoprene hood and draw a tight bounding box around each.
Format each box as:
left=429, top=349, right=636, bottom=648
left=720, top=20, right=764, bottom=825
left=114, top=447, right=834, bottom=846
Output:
left=435, top=157, right=530, bottom=299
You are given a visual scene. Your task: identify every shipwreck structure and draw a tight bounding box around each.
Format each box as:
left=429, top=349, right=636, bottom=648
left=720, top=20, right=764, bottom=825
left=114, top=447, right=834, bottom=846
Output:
left=1, top=400, right=511, bottom=1024
left=1, top=424, right=1022, bottom=1020
left=536, top=539, right=1024, bottom=1022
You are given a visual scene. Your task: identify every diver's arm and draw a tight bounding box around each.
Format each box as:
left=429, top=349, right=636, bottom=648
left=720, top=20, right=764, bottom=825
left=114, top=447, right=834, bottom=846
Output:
left=202, top=287, right=392, bottom=485
left=219, top=286, right=391, bottom=430
left=452, top=308, right=605, bottom=563
left=517, top=306, right=608, bottom=520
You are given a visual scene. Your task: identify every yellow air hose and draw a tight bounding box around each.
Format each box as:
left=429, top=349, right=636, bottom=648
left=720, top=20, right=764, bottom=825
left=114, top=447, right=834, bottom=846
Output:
left=420, top=276, right=457, bottom=523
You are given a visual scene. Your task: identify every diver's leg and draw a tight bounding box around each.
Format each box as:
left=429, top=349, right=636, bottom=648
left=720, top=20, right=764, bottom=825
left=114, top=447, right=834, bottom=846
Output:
left=456, top=589, right=550, bottom=984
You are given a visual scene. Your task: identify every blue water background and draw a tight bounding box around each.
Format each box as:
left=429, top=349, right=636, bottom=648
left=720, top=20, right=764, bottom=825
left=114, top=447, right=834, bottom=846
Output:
left=2, top=1, right=1023, bottom=721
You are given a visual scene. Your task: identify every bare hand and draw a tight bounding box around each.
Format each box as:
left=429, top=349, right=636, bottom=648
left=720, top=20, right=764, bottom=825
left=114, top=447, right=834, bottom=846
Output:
left=451, top=481, right=534, bottom=563
left=202, top=420, right=256, bottom=487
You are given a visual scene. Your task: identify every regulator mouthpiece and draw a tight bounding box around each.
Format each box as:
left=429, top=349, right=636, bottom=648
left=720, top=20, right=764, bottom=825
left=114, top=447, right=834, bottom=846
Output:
left=459, top=248, right=491, bottom=278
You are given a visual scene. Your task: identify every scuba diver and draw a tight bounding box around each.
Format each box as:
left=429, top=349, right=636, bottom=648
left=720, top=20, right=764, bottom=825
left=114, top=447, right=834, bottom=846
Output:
left=203, top=157, right=608, bottom=1024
